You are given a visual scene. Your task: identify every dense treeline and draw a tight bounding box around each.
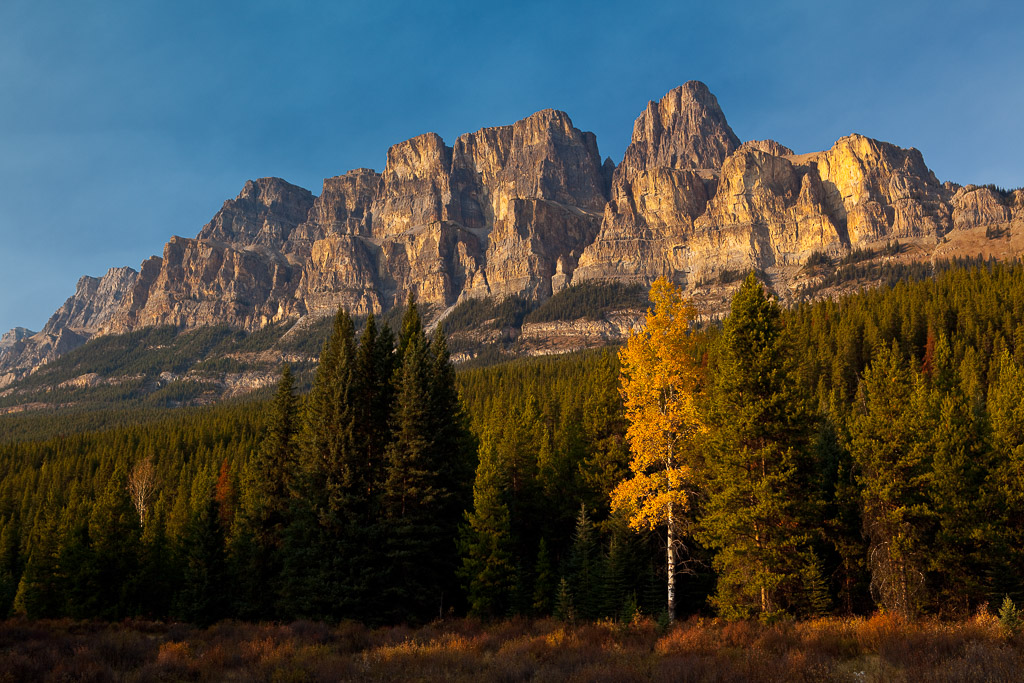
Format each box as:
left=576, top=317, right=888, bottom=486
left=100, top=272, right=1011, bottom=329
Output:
left=3, top=262, right=1024, bottom=624
left=0, top=300, right=474, bottom=624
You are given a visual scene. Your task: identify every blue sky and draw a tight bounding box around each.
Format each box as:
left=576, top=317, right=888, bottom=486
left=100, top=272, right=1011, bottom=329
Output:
left=1, top=0, right=1022, bottom=334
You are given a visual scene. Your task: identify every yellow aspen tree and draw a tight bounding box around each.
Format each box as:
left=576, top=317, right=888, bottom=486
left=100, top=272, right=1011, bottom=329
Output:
left=610, top=277, right=704, bottom=622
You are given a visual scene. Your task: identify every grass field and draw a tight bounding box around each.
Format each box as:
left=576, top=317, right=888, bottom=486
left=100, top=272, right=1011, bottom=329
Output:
left=1, top=613, right=1021, bottom=682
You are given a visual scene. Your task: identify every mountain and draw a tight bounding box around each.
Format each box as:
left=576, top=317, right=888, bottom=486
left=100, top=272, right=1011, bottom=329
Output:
left=2, top=80, right=1022, bottom=397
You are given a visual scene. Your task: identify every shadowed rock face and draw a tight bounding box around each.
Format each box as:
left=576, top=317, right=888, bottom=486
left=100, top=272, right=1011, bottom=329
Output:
left=4, top=80, right=1024, bottom=382
left=0, top=327, right=34, bottom=353
left=43, top=267, right=138, bottom=336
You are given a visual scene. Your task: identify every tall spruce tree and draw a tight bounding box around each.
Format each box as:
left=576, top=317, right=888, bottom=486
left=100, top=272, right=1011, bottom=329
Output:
left=336, top=313, right=397, bottom=622
left=700, top=272, right=817, bottom=621
left=383, top=300, right=471, bottom=622
left=985, top=351, right=1024, bottom=602
left=0, top=519, right=23, bottom=617
left=928, top=387, right=990, bottom=614
left=14, top=501, right=65, bottom=618
left=426, top=328, right=476, bottom=612
left=234, top=364, right=299, bottom=619
left=174, top=494, right=229, bottom=625
left=849, top=342, right=934, bottom=617
left=87, top=463, right=141, bottom=619
left=460, top=443, right=518, bottom=618
left=283, top=310, right=358, bottom=619
left=566, top=505, right=602, bottom=621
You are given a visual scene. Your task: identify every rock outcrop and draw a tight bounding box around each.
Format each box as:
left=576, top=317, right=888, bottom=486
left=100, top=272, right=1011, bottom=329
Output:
left=3, top=80, right=1023, bottom=385
left=0, top=327, right=34, bottom=353
left=44, top=267, right=138, bottom=335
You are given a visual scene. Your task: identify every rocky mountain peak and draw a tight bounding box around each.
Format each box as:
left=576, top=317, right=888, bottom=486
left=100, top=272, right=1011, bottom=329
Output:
left=198, top=177, right=315, bottom=247
left=626, top=80, right=741, bottom=174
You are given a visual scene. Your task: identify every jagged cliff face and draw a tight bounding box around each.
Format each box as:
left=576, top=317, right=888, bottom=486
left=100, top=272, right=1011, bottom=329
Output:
left=575, top=82, right=964, bottom=287
left=198, top=177, right=316, bottom=247
left=285, top=108, right=610, bottom=319
left=574, top=82, right=741, bottom=283
left=3, top=80, right=1023, bottom=385
left=45, top=267, right=138, bottom=335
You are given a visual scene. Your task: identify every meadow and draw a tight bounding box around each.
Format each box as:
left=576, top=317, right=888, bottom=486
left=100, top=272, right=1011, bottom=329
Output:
left=0, top=613, right=1021, bottom=682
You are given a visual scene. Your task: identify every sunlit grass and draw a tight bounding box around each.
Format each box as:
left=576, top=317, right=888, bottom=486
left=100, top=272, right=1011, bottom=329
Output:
left=0, top=613, right=1021, bottom=681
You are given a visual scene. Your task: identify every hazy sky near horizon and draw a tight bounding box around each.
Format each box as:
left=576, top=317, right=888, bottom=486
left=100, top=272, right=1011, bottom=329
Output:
left=1, top=0, right=1022, bottom=334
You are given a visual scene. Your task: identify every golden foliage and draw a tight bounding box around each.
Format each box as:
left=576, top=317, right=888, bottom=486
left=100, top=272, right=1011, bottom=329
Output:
left=611, top=277, right=705, bottom=531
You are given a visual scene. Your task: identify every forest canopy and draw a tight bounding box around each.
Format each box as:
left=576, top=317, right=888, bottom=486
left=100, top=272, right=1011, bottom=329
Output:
left=3, top=261, right=1024, bottom=623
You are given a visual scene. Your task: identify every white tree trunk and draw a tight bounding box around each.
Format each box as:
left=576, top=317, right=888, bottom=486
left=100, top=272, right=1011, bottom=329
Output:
left=667, top=503, right=676, bottom=623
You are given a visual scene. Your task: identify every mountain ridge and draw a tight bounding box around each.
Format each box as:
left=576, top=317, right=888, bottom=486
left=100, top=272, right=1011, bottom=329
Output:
left=2, top=80, right=1022, bottom=390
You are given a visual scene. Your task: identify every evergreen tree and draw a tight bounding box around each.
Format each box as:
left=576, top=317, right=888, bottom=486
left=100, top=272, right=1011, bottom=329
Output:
left=0, top=519, right=23, bottom=617
left=87, top=463, right=141, bottom=618
left=700, top=272, right=817, bottom=621
left=335, top=314, right=396, bottom=622
left=235, top=364, right=298, bottom=619
left=928, top=387, right=990, bottom=614
left=460, top=409, right=519, bottom=618
left=532, top=538, right=557, bottom=616
left=383, top=306, right=470, bottom=622
left=579, top=351, right=630, bottom=517
left=426, top=328, right=476, bottom=612
left=849, top=343, right=934, bottom=617
left=174, top=495, right=228, bottom=625
left=13, top=507, right=64, bottom=618
left=135, top=509, right=176, bottom=619
left=986, top=351, right=1024, bottom=602
left=816, top=414, right=871, bottom=615
left=397, top=290, right=423, bottom=360
left=284, top=310, right=357, bottom=619
left=566, top=505, right=602, bottom=621
left=59, top=517, right=97, bottom=619
left=554, top=576, right=576, bottom=622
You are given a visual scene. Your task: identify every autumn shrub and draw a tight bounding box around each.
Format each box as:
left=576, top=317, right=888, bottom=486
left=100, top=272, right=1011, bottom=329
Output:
left=91, top=628, right=152, bottom=670
left=653, top=653, right=744, bottom=683
left=751, top=622, right=798, bottom=656
left=936, top=639, right=1021, bottom=683
left=147, top=640, right=197, bottom=680
left=329, top=619, right=370, bottom=653
left=46, top=646, right=114, bottom=683
left=794, top=617, right=860, bottom=660
left=654, top=617, right=721, bottom=655
left=285, top=643, right=359, bottom=682
left=724, top=618, right=766, bottom=649
left=854, top=611, right=905, bottom=651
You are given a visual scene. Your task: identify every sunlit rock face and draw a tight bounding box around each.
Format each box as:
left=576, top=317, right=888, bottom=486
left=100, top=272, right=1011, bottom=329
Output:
left=574, top=82, right=967, bottom=290
left=6, top=80, right=1024, bottom=381
left=574, top=81, right=742, bottom=283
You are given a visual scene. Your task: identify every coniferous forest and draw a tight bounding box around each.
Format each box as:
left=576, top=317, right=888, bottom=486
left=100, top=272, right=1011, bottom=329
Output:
left=5, top=263, right=1024, bottom=677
